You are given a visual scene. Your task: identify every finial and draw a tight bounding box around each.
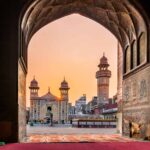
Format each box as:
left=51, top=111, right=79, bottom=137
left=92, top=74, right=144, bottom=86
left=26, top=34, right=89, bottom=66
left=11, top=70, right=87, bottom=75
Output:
left=33, top=75, right=35, bottom=80
left=48, top=87, right=50, bottom=93
left=103, top=52, right=105, bottom=57
left=64, top=76, right=66, bottom=81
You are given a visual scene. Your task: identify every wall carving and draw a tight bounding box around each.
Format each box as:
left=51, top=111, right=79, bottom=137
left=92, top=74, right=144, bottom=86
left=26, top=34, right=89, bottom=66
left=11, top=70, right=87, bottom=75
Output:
left=123, top=84, right=130, bottom=102
left=139, top=79, right=147, bottom=98
left=132, top=80, right=136, bottom=98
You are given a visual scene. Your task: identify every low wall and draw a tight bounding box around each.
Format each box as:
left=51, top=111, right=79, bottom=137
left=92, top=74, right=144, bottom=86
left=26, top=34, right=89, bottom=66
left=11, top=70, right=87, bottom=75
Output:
left=72, top=119, right=116, bottom=128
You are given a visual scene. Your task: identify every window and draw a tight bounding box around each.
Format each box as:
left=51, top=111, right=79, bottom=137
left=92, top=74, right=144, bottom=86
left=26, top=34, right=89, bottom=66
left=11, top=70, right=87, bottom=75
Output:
left=137, top=32, right=146, bottom=65
left=124, top=46, right=130, bottom=73
left=131, top=40, right=136, bottom=69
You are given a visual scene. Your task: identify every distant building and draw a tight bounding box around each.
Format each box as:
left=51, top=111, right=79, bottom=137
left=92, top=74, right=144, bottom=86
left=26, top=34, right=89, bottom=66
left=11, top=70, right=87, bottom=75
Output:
left=75, top=94, right=86, bottom=115
left=29, top=77, right=70, bottom=124
left=85, top=53, right=117, bottom=118
left=90, top=96, right=99, bottom=115
left=85, top=101, right=92, bottom=114
left=68, top=103, right=75, bottom=115
left=102, top=94, right=118, bottom=119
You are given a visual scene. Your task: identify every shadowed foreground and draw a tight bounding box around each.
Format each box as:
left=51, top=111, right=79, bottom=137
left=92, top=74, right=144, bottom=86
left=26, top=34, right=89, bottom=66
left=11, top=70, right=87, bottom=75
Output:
left=0, top=142, right=150, bottom=150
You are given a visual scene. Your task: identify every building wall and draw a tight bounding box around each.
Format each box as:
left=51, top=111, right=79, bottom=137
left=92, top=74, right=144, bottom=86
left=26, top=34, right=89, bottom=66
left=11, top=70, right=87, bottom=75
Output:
left=117, top=42, right=123, bottom=133
left=18, top=62, right=26, bottom=142
left=123, top=65, right=150, bottom=138
left=31, top=100, right=60, bottom=122
left=60, top=101, right=68, bottom=123
left=117, top=42, right=123, bottom=108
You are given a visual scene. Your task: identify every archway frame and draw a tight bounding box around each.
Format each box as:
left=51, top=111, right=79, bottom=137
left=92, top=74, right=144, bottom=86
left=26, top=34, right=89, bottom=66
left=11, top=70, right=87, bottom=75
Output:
left=17, top=0, right=150, bottom=142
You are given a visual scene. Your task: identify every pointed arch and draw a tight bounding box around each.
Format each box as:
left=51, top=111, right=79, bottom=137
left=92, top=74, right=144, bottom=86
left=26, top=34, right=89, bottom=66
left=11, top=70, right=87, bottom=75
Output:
left=130, top=40, right=137, bottom=69
left=124, top=46, right=130, bottom=73
left=137, top=32, right=147, bottom=65
left=124, top=46, right=131, bottom=73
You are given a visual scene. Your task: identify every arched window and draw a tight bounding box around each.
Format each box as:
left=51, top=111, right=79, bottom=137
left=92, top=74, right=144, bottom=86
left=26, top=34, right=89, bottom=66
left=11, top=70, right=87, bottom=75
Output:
left=130, top=40, right=136, bottom=69
left=137, top=32, right=146, bottom=65
left=123, top=50, right=126, bottom=74
left=124, top=46, right=130, bottom=73
left=126, top=46, right=130, bottom=73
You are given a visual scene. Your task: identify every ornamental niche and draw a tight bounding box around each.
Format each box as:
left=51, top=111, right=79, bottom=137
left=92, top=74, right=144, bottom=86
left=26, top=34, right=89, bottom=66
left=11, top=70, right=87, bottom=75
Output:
left=139, top=79, right=147, bottom=98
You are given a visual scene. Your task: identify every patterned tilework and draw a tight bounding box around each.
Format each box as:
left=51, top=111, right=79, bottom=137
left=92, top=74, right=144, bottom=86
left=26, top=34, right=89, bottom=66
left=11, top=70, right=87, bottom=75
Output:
left=25, top=134, right=136, bottom=143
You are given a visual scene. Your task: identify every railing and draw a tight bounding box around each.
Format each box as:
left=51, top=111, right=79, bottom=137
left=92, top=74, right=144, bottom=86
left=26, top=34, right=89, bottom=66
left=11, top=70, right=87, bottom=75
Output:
left=72, top=119, right=116, bottom=128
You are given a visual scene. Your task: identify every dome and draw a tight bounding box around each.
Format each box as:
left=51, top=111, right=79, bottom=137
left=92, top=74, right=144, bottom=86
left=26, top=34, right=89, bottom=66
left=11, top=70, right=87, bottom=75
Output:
left=60, top=78, right=70, bottom=90
left=31, top=78, right=38, bottom=84
left=39, top=87, right=59, bottom=101
left=61, top=79, right=68, bottom=86
left=29, top=77, right=39, bottom=89
left=98, top=53, right=109, bottom=67
left=100, top=55, right=108, bottom=65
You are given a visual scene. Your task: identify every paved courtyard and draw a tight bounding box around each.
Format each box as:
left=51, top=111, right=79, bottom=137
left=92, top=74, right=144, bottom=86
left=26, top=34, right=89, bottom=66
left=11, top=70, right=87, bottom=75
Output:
left=25, top=125, right=137, bottom=143
left=27, top=124, right=117, bottom=135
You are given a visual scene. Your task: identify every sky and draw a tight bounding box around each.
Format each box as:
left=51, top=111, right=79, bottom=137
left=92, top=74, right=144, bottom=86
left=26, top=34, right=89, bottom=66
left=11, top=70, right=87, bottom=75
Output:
left=26, top=14, right=118, bottom=107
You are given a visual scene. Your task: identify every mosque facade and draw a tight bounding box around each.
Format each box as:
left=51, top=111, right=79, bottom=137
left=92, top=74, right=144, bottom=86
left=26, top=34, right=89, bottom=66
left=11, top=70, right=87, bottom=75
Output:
left=29, top=78, right=70, bottom=124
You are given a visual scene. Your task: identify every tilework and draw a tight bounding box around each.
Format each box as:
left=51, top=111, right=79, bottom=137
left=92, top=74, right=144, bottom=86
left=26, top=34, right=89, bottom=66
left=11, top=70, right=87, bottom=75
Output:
left=25, top=134, right=136, bottom=143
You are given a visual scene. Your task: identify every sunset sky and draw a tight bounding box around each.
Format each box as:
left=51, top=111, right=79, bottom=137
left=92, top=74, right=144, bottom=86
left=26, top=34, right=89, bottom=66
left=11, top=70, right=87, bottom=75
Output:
left=26, top=14, right=118, bottom=107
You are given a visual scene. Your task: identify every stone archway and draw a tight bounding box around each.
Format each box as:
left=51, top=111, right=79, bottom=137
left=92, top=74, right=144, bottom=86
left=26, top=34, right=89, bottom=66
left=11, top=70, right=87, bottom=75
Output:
left=18, top=0, right=149, bottom=142
left=0, top=0, right=149, bottom=143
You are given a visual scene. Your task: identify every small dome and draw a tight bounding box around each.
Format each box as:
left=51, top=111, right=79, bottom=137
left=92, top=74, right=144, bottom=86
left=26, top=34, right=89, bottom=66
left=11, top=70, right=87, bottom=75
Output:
left=31, top=78, right=38, bottom=84
left=60, top=78, right=70, bottom=90
left=98, top=53, right=109, bottom=67
left=100, top=55, right=108, bottom=65
left=29, top=77, right=39, bottom=89
left=61, top=79, right=68, bottom=85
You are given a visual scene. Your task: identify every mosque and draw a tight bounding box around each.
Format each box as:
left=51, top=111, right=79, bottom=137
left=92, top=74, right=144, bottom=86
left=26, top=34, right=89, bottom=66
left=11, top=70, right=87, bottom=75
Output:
left=29, top=78, right=70, bottom=124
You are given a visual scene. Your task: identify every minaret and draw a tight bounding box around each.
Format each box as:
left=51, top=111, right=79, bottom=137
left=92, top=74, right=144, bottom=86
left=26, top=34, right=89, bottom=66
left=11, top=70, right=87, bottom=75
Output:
left=29, top=76, right=39, bottom=98
left=59, top=77, right=70, bottom=101
left=59, top=78, right=70, bottom=124
left=29, top=77, right=39, bottom=121
left=96, top=53, right=111, bottom=104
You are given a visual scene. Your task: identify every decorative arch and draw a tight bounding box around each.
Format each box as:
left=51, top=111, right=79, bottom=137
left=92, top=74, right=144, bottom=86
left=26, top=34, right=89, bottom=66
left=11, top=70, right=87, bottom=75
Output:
left=137, top=32, right=147, bottom=65
left=130, top=40, right=136, bottom=69
left=124, top=46, right=130, bottom=73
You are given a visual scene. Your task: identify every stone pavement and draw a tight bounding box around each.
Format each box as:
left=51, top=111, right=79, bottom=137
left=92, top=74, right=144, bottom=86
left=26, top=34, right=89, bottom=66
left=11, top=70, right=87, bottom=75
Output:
left=26, top=124, right=117, bottom=135
left=25, top=125, right=137, bottom=143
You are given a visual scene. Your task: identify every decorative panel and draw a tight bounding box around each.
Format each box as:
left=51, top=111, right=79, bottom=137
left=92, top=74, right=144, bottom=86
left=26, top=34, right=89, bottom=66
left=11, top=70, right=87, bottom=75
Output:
left=139, top=33, right=146, bottom=64
left=126, top=46, right=130, bottom=73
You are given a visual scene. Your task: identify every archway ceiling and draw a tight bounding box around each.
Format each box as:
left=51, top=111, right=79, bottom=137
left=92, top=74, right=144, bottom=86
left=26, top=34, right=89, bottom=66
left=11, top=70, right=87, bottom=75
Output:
left=22, top=0, right=146, bottom=50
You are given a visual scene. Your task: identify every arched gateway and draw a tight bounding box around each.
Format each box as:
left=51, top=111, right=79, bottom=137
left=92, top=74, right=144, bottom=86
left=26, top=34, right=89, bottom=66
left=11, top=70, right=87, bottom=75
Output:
left=0, top=0, right=150, bottom=142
